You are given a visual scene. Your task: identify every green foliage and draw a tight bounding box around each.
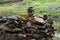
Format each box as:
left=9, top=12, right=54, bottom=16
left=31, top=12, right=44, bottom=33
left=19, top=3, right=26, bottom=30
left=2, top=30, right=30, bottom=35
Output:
left=0, top=0, right=7, bottom=2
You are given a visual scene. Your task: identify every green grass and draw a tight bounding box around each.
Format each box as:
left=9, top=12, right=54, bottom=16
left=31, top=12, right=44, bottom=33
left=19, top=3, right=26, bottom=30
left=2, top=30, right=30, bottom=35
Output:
left=54, top=21, right=60, bottom=33
left=0, top=0, right=60, bottom=15
left=0, top=0, right=7, bottom=2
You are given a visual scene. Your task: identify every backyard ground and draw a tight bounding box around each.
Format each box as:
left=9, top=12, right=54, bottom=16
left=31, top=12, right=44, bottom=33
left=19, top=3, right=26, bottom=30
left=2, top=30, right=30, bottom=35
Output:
left=0, top=0, right=60, bottom=40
